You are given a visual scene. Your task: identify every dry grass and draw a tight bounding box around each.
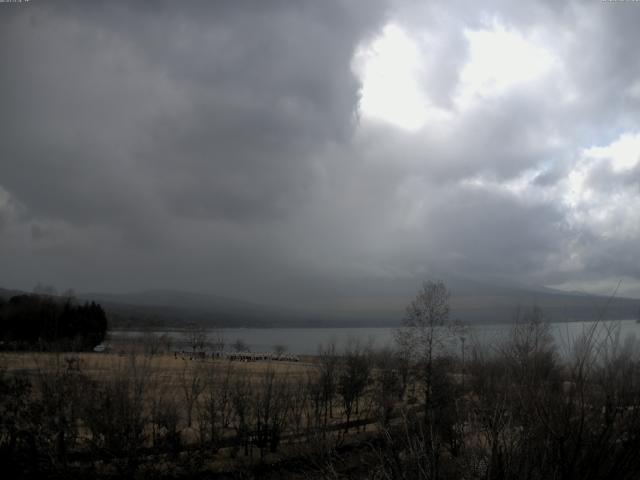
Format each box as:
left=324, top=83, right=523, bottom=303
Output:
left=0, top=350, right=315, bottom=392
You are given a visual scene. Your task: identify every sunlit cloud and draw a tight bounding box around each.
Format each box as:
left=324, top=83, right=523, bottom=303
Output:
left=584, top=132, right=640, bottom=172
left=353, top=24, right=448, bottom=131
left=456, top=23, right=557, bottom=108
left=564, top=133, right=640, bottom=240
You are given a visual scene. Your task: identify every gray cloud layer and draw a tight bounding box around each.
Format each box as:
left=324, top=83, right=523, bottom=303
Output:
left=1, top=0, right=640, bottom=307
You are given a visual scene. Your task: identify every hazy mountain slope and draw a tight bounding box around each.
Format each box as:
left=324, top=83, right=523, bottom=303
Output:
left=77, top=289, right=322, bottom=328
left=3, top=283, right=638, bottom=328
left=81, top=283, right=640, bottom=328
left=451, top=291, right=639, bottom=324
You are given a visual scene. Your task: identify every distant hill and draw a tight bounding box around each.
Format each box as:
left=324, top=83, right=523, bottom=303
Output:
left=77, top=289, right=318, bottom=329
left=2, top=283, right=638, bottom=329
left=450, top=290, right=639, bottom=324
left=80, top=285, right=640, bottom=328
left=445, top=275, right=640, bottom=323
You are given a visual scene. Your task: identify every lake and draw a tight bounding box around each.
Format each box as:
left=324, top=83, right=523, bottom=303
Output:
left=111, top=318, right=640, bottom=356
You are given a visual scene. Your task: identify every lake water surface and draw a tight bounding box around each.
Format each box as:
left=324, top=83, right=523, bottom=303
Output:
left=112, top=319, right=640, bottom=356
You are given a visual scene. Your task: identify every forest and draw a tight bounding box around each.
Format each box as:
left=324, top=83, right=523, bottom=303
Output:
left=0, top=294, right=108, bottom=351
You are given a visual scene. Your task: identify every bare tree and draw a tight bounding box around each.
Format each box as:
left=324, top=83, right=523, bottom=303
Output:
left=82, top=354, right=151, bottom=474
left=198, top=361, right=234, bottom=451
left=149, top=392, right=181, bottom=454
left=505, top=306, right=555, bottom=366
left=183, top=323, right=208, bottom=356
left=393, top=280, right=454, bottom=479
left=318, top=342, right=339, bottom=431
left=338, top=339, right=371, bottom=432
left=32, top=354, right=88, bottom=469
left=306, top=369, right=324, bottom=437
left=230, top=374, right=253, bottom=457
left=288, top=375, right=310, bottom=437
left=395, top=280, right=452, bottom=408
left=210, top=327, right=225, bottom=355
left=232, top=338, right=249, bottom=353
left=141, top=331, right=162, bottom=356
left=179, top=360, right=205, bottom=428
left=252, top=367, right=291, bottom=457
left=372, top=348, right=405, bottom=427
left=0, top=367, right=35, bottom=475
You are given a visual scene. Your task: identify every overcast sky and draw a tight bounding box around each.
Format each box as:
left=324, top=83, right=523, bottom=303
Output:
left=1, top=0, right=640, bottom=308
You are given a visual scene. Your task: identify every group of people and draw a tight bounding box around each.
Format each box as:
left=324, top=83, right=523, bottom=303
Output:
left=173, top=350, right=300, bottom=362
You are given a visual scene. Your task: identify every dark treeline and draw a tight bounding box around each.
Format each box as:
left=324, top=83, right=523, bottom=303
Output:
left=0, top=294, right=108, bottom=351
left=3, top=282, right=640, bottom=479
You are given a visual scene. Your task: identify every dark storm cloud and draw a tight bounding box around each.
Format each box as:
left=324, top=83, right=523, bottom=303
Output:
left=426, top=186, right=568, bottom=274
left=0, top=0, right=392, bottom=298
left=1, top=0, right=381, bottom=228
left=1, top=0, right=640, bottom=303
left=0, top=0, right=385, bottom=227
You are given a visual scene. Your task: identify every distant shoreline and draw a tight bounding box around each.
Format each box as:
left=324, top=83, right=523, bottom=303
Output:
left=109, top=316, right=637, bottom=332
